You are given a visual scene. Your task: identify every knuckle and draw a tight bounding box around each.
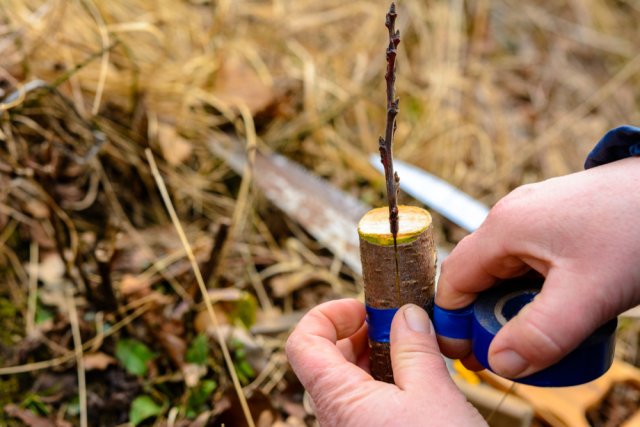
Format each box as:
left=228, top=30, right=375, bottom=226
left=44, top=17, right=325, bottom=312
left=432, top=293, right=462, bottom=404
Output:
left=284, top=332, right=295, bottom=356
left=285, top=331, right=303, bottom=362
left=450, top=234, right=473, bottom=254
left=315, top=383, right=380, bottom=427
left=393, top=340, right=442, bottom=368
left=510, top=182, right=539, bottom=198
left=518, top=304, right=569, bottom=362
left=302, top=364, right=326, bottom=394
left=441, top=234, right=472, bottom=272
left=489, top=183, right=538, bottom=221
left=395, top=339, right=433, bottom=354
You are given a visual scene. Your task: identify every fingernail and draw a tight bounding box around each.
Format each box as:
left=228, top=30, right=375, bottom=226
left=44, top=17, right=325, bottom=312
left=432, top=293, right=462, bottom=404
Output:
left=404, top=304, right=432, bottom=334
left=491, top=349, right=529, bottom=378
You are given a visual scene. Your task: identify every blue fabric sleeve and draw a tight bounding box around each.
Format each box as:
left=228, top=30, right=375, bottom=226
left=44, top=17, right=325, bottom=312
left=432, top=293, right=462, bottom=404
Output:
left=584, top=125, right=640, bottom=169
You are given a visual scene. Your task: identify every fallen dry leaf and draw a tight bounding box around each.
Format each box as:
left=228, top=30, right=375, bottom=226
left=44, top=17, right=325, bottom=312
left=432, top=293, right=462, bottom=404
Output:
left=257, top=409, right=275, bottom=427
left=269, top=270, right=322, bottom=298
left=24, top=198, right=50, bottom=219
left=5, top=404, right=71, bottom=427
left=280, top=399, right=307, bottom=421
left=187, top=411, right=212, bottom=427
left=272, top=417, right=306, bottom=427
left=83, top=352, right=116, bottom=371
left=34, top=252, right=72, bottom=311
left=158, top=330, right=186, bottom=368
left=207, top=287, right=245, bottom=303
left=194, top=306, right=229, bottom=334
left=157, top=122, right=193, bottom=166
left=214, top=56, right=274, bottom=115
left=119, top=274, right=151, bottom=296
left=182, top=363, right=207, bottom=388
left=251, top=310, right=304, bottom=335
left=37, top=252, right=65, bottom=286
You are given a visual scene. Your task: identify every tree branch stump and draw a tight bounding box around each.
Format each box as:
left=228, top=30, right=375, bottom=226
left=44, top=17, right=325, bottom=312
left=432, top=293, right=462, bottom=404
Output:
left=358, top=205, right=437, bottom=383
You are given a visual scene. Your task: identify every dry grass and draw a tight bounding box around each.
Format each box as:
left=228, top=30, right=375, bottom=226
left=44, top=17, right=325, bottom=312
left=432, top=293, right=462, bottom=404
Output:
left=1, top=0, right=639, bottom=425
left=2, top=1, right=639, bottom=203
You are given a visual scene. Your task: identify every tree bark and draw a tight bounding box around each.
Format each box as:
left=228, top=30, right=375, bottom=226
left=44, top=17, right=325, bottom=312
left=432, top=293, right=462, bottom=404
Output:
left=358, top=205, right=437, bottom=383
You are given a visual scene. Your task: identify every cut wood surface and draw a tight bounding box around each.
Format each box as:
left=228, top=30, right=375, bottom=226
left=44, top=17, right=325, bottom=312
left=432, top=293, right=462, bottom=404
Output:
left=358, top=205, right=437, bottom=382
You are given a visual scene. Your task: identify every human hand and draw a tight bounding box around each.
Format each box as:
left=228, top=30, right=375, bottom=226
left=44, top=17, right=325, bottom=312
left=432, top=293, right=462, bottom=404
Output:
left=286, top=299, right=485, bottom=427
left=437, top=157, right=640, bottom=379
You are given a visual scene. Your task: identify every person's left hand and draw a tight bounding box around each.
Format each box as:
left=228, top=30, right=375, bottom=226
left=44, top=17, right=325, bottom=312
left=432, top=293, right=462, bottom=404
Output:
left=286, top=299, right=485, bottom=427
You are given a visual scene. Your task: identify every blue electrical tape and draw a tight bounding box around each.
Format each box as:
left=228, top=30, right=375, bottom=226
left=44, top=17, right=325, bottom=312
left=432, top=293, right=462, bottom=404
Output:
left=432, top=305, right=473, bottom=339
left=434, top=276, right=617, bottom=387
left=366, top=306, right=398, bottom=343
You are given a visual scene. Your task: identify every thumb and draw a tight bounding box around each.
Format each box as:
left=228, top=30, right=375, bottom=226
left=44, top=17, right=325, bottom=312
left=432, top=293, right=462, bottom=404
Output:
left=390, top=304, right=455, bottom=392
left=488, top=270, right=609, bottom=378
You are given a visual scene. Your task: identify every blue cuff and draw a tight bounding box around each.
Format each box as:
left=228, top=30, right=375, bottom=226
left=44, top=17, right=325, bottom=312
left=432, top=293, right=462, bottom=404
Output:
left=584, top=125, right=640, bottom=169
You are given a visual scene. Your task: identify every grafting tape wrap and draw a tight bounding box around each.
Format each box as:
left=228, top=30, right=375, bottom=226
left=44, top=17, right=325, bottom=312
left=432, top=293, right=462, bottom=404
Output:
left=366, top=306, right=398, bottom=343
left=433, top=277, right=617, bottom=387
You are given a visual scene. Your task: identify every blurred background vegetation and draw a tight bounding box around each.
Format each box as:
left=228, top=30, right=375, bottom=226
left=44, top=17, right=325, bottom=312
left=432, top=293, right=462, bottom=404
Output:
left=0, top=0, right=639, bottom=425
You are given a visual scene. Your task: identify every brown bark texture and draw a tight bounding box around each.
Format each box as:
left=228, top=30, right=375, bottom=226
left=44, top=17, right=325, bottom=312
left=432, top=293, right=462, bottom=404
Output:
left=358, top=206, right=437, bottom=383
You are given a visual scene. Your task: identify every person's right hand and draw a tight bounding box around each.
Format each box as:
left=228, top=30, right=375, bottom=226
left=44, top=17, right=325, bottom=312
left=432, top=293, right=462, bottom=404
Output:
left=436, top=156, right=640, bottom=379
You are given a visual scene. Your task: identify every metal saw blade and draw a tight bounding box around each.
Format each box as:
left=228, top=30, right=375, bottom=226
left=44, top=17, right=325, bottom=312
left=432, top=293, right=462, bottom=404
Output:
left=211, top=141, right=368, bottom=275
left=370, top=155, right=489, bottom=233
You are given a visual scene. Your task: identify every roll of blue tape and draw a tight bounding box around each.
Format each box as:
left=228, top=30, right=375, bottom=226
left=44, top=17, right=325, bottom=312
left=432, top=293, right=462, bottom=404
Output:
left=434, top=276, right=617, bottom=387
left=366, top=306, right=398, bottom=343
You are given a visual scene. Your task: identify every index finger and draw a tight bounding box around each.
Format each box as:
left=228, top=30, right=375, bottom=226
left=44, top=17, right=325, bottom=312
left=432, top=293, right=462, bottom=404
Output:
left=435, top=213, right=532, bottom=361
left=436, top=224, right=531, bottom=310
left=285, top=299, right=372, bottom=396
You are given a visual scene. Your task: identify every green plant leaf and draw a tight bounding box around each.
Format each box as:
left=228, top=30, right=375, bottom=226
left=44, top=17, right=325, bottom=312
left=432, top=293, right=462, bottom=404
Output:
left=115, top=338, right=156, bottom=376
left=22, top=393, right=50, bottom=416
left=66, top=396, right=80, bottom=417
left=35, top=303, right=53, bottom=324
left=186, top=380, right=217, bottom=418
left=230, top=292, right=257, bottom=328
left=185, top=334, right=209, bottom=365
left=129, top=395, right=162, bottom=426
left=231, top=340, right=255, bottom=385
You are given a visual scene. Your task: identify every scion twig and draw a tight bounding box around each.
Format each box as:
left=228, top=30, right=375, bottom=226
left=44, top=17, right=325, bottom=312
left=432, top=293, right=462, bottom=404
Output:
left=379, top=2, right=401, bottom=242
